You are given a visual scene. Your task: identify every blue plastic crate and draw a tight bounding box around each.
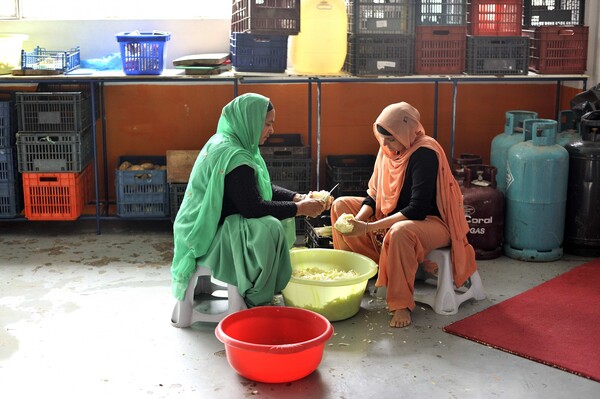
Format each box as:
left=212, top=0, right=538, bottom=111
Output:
left=0, top=147, right=17, bottom=182
left=116, top=31, right=171, bottom=75
left=115, top=155, right=168, bottom=218
left=0, top=180, right=22, bottom=218
left=0, top=100, right=17, bottom=148
left=21, top=46, right=80, bottom=73
left=230, top=33, right=288, bottom=72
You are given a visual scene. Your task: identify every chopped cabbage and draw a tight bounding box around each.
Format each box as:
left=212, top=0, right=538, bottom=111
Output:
left=334, top=213, right=355, bottom=233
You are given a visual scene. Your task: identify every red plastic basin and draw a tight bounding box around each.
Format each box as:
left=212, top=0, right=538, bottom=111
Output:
left=215, top=306, right=334, bottom=383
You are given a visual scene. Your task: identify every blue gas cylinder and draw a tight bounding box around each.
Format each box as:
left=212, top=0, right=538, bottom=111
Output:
left=504, top=119, right=569, bottom=261
left=490, top=110, right=539, bottom=193
left=557, top=110, right=582, bottom=147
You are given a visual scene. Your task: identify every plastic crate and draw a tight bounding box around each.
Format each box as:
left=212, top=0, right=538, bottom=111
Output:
left=16, top=128, right=94, bottom=173
left=115, top=31, right=171, bottom=75
left=468, top=0, right=523, bottom=36
left=231, top=0, right=300, bottom=35
left=0, top=147, right=17, bottom=182
left=304, top=216, right=334, bottom=249
left=230, top=33, right=288, bottom=73
left=0, top=100, right=17, bottom=148
left=325, top=154, right=375, bottom=197
left=259, top=134, right=310, bottom=158
left=415, top=26, right=467, bottom=74
left=345, top=34, right=414, bottom=76
left=0, top=180, right=22, bottom=218
left=417, top=0, right=467, bottom=25
left=465, top=35, right=529, bottom=75
left=115, top=156, right=168, bottom=218
left=21, top=164, right=91, bottom=221
left=169, top=182, right=187, bottom=222
left=347, top=0, right=415, bottom=35
left=20, top=46, right=80, bottom=73
left=15, top=91, right=92, bottom=133
left=523, top=26, right=588, bottom=74
left=523, top=0, right=584, bottom=27
left=37, top=82, right=101, bottom=121
left=264, top=157, right=311, bottom=193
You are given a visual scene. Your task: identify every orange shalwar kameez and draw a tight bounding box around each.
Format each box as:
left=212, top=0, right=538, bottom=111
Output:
left=331, top=102, right=477, bottom=313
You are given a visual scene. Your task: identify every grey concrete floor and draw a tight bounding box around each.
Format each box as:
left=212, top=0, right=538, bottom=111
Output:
left=1, top=220, right=599, bottom=399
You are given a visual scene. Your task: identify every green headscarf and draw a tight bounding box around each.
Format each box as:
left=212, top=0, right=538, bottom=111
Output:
left=171, top=93, right=276, bottom=300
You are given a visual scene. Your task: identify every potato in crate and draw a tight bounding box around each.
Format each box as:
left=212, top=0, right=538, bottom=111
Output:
left=116, top=31, right=171, bottom=75
left=115, top=156, right=168, bottom=218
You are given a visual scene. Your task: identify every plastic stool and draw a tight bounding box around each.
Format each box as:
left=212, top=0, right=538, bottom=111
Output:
left=171, top=265, right=247, bottom=327
left=414, top=248, right=486, bottom=315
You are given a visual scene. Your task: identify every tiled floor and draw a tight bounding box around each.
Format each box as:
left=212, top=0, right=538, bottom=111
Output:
left=1, top=220, right=599, bottom=399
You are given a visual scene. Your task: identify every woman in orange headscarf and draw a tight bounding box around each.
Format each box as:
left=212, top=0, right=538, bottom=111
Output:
left=330, top=102, right=476, bottom=328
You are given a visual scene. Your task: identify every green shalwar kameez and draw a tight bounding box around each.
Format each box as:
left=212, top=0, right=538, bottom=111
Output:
left=170, top=93, right=294, bottom=306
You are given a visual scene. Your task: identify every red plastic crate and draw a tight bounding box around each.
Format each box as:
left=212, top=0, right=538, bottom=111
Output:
left=415, top=26, right=467, bottom=75
left=468, top=0, right=523, bottom=36
left=22, top=163, right=91, bottom=220
left=523, top=26, right=589, bottom=74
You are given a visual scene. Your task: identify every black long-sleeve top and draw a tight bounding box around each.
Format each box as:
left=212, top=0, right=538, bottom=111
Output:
left=220, top=165, right=298, bottom=224
left=362, top=147, right=441, bottom=220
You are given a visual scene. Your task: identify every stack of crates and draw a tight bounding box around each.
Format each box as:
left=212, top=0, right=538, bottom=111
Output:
left=0, top=95, right=21, bottom=218
left=15, top=85, right=94, bottom=220
left=466, top=0, right=529, bottom=75
left=522, top=0, right=588, bottom=74
left=259, top=133, right=311, bottom=233
left=325, top=154, right=376, bottom=197
left=345, top=0, right=415, bottom=76
left=414, top=0, right=468, bottom=74
left=115, top=156, right=169, bottom=218
left=230, top=0, right=300, bottom=72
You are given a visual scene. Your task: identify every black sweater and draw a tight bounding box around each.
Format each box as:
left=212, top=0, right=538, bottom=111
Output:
left=362, top=147, right=441, bottom=220
left=220, top=165, right=297, bottom=224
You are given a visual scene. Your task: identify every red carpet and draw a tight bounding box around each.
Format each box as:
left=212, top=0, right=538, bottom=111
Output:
left=444, top=258, right=600, bottom=381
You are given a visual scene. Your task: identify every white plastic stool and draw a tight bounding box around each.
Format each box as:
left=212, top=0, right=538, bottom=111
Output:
left=413, top=248, right=486, bottom=315
left=171, top=265, right=247, bottom=327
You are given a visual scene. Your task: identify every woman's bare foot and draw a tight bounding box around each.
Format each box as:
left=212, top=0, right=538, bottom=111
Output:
left=389, top=308, right=411, bottom=328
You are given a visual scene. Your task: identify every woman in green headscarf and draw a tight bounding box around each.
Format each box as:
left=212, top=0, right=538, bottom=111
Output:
left=171, top=93, right=326, bottom=307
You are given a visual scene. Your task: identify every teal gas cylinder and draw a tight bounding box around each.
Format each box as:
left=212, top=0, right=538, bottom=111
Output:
left=564, top=110, right=600, bottom=257
left=504, top=119, right=569, bottom=261
left=557, top=110, right=582, bottom=147
left=490, top=110, right=539, bottom=193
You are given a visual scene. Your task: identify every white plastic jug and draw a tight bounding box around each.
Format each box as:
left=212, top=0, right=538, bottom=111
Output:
left=0, top=34, right=28, bottom=74
left=288, top=0, right=347, bottom=75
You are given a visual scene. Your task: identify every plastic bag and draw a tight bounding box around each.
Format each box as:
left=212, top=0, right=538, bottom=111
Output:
left=81, top=53, right=122, bottom=71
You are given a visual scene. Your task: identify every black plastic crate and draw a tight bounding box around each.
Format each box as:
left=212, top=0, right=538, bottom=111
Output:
left=326, top=154, right=376, bottom=197
left=465, top=35, right=529, bottom=75
left=347, top=0, right=416, bottom=35
left=0, top=180, right=22, bottom=218
left=264, top=157, right=311, bottom=193
left=523, top=0, right=584, bottom=27
left=230, top=33, right=288, bottom=72
left=0, top=147, right=18, bottom=182
left=345, top=34, right=414, bottom=76
left=16, top=128, right=93, bottom=172
left=304, top=216, right=334, bottom=249
left=169, top=182, right=187, bottom=222
left=115, top=156, right=169, bottom=218
left=37, top=82, right=101, bottom=121
left=260, top=134, right=310, bottom=159
left=417, top=0, right=467, bottom=25
left=16, top=91, right=93, bottom=133
left=0, top=100, right=17, bottom=148
left=231, top=0, right=300, bottom=35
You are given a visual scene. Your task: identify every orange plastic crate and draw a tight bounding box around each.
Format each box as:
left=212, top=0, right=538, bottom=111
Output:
left=415, top=26, right=467, bottom=75
left=468, top=0, right=522, bottom=36
left=523, top=26, right=589, bottom=74
left=22, top=163, right=91, bottom=220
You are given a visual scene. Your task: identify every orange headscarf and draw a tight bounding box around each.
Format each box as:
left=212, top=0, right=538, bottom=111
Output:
left=367, top=102, right=476, bottom=286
